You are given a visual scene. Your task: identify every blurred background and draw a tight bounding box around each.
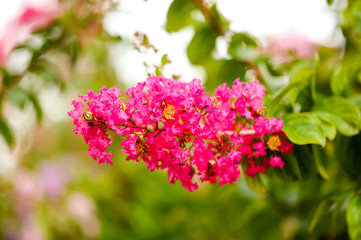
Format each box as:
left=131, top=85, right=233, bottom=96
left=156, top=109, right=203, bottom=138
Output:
left=0, top=0, right=355, bottom=239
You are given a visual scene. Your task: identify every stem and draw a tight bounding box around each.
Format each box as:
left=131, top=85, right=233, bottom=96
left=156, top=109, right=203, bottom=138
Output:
left=118, top=124, right=145, bottom=129
left=192, top=0, right=225, bottom=36
left=117, top=122, right=166, bottom=137
left=239, top=129, right=256, bottom=135
left=223, top=129, right=256, bottom=135
left=153, top=129, right=166, bottom=137
left=128, top=116, right=136, bottom=125
left=267, top=80, right=307, bottom=117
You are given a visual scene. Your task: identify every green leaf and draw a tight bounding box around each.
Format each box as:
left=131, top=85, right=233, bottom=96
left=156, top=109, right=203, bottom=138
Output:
left=330, top=55, right=361, bottom=96
left=282, top=113, right=326, bottom=146
left=155, top=67, right=162, bottom=76
left=257, top=63, right=288, bottom=94
left=0, top=120, right=14, bottom=146
left=165, top=0, right=196, bottom=32
left=309, top=200, right=332, bottom=233
left=310, top=199, right=347, bottom=235
left=273, top=152, right=302, bottom=181
left=331, top=66, right=349, bottom=96
left=187, top=26, right=218, bottom=65
left=228, top=33, right=258, bottom=61
left=319, top=118, right=336, bottom=141
left=288, top=63, right=315, bottom=111
left=275, top=145, right=319, bottom=180
left=349, top=95, right=361, bottom=111
left=327, top=0, right=335, bottom=5
left=1, top=71, right=21, bottom=88
left=28, top=93, right=43, bottom=122
left=330, top=199, right=348, bottom=231
left=230, top=33, right=258, bottom=48
left=312, top=145, right=330, bottom=181
left=161, top=54, right=169, bottom=66
left=204, top=59, right=246, bottom=91
left=293, top=145, right=318, bottom=179
left=268, top=80, right=308, bottom=117
left=243, top=175, right=268, bottom=195
left=209, top=4, right=229, bottom=31
left=7, top=87, right=28, bottom=109
left=68, top=36, right=79, bottom=64
left=350, top=95, right=361, bottom=127
left=335, top=133, right=361, bottom=180
left=347, top=195, right=361, bottom=240
left=313, top=96, right=361, bottom=136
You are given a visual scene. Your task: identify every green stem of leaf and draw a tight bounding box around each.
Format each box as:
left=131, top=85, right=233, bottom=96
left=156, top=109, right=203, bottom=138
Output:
left=268, top=80, right=307, bottom=117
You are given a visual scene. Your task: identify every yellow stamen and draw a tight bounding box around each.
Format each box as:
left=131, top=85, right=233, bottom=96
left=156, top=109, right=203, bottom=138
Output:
left=256, top=106, right=267, bottom=116
left=267, top=135, right=281, bottom=151
left=135, top=135, right=148, bottom=154
left=162, top=104, right=176, bottom=120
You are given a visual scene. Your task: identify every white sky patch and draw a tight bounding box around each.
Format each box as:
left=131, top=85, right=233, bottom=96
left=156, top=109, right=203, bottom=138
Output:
left=104, top=0, right=205, bottom=86
left=217, top=0, right=340, bottom=45
left=0, top=1, right=23, bottom=34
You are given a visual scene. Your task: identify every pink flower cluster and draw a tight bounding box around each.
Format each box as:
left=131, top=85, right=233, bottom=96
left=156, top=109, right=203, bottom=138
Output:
left=68, top=76, right=293, bottom=191
left=0, top=0, right=58, bottom=65
left=263, top=31, right=317, bottom=64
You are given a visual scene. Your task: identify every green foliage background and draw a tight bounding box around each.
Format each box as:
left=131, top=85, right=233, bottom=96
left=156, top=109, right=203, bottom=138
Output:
left=1, top=0, right=361, bottom=239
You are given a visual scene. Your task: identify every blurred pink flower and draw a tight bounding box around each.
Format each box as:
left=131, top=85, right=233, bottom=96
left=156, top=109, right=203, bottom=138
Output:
left=264, top=31, right=317, bottom=64
left=18, top=219, right=44, bottom=240
left=67, top=192, right=101, bottom=237
left=0, top=0, right=58, bottom=65
left=38, top=163, right=68, bottom=200
left=14, top=170, right=42, bottom=216
left=7, top=170, right=45, bottom=240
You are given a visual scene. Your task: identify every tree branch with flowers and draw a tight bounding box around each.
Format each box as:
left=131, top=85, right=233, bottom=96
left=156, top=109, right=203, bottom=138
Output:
left=68, top=76, right=293, bottom=191
left=2, top=0, right=361, bottom=239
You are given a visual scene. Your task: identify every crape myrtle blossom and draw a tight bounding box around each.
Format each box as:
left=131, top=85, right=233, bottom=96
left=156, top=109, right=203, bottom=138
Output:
left=68, top=76, right=293, bottom=191
left=0, top=0, right=58, bottom=65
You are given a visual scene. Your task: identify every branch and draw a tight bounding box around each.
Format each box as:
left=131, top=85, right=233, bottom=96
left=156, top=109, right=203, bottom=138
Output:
left=192, top=0, right=225, bottom=36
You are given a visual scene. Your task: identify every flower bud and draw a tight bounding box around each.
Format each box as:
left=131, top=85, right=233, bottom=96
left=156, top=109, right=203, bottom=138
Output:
left=82, top=111, right=94, bottom=121
left=146, top=124, right=155, bottom=132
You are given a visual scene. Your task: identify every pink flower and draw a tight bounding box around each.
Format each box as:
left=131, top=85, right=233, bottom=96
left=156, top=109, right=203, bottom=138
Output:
left=253, top=116, right=283, bottom=136
left=219, top=150, right=242, bottom=183
left=245, top=161, right=258, bottom=177
left=168, top=163, right=198, bottom=191
left=39, top=163, right=68, bottom=200
left=270, top=155, right=285, bottom=168
left=68, top=86, right=129, bottom=165
left=245, top=159, right=269, bottom=177
left=263, top=31, right=317, bottom=64
left=253, top=142, right=266, bottom=157
left=69, top=76, right=293, bottom=191
left=279, top=139, right=294, bottom=155
left=214, top=83, right=232, bottom=102
left=0, top=0, right=58, bottom=64
left=120, top=135, right=139, bottom=161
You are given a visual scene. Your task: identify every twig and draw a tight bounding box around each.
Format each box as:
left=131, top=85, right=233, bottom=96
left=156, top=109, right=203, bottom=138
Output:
left=192, top=0, right=225, bottom=36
